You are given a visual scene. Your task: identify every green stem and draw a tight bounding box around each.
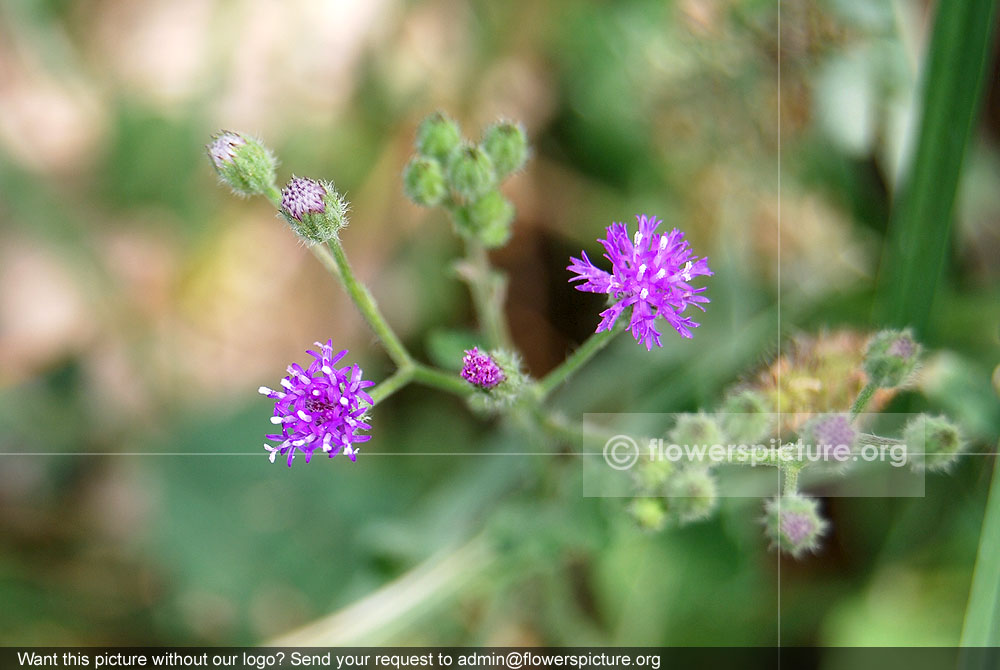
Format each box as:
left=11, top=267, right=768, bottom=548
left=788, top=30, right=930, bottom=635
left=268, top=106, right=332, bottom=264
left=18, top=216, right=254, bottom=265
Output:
left=535, top=325, right=623, bottom=401
left=368, top=367, right=415, bottom=406
left=960, top=448, right=1000, bottom=647
left=460, top=238, right=511, bottom=350
left=326, top=239, right=412, bottom=368
left=850, top=382, right=877, bottom=418
left=783, top=465, right=801, bottom=496
left=411, top=364, right=473, bottom=397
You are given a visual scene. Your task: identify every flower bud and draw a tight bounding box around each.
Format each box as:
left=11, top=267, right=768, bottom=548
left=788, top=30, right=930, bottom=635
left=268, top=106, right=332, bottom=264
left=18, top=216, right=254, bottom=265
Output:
left=403, top=156, right=447, bottom=207
left=206, top=130, right=277, bottom=196
left=482, top=120, right=528, bottom=178
left=631, top=456, right=676, bottom=495
left=416, top=112, right=462, bottom=163
left=629, top=498, right=668, bottom=532
left=447, top=143, right=496, bottom=201
left=453, top=190, right=515, bottom=248
left=279, top=177, right=349, bottom=244
left=802, top=413, right=856, bottom=463
left=863, top=329, right=921, bottom=388
left=666, top=467, right=718, bottom=524
left=903, top=414, right=963, bottom=471
left=763, top=494, right=827, bottom=558
left=461, top=347, right=504, bottom=389
left=462, top=348, right=527, bottom=411
left=668, top=413, right=724, bottom=455
left=718, top=389, right=773, bottom=444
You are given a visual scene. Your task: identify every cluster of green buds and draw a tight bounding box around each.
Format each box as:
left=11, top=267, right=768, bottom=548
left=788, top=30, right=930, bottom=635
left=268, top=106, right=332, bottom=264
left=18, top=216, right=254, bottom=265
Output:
left=403, top=112, right=528, bottom=248
left=622, top=328, right=968, bottom=559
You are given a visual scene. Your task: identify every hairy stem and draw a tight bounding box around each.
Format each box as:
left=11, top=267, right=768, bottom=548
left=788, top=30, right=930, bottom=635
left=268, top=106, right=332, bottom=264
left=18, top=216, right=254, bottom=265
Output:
left=326, top=239, right=412, bottom=368
left=783, top=465, right=801, bottom=496
left=459, top=238, right=512, bottom=350
left=850, top=382, right=877, bottom=418
left=412, top=364, right=474, bottom=397
left=368, top=367, right=415, bottom=406
left=535, top=325, right=623, bottom=401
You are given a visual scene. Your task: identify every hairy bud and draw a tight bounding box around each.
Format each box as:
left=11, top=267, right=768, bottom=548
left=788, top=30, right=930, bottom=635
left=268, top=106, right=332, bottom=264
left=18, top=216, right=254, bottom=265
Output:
left=206, top=130, right=277, bottom=196
left=279, top=177, right=349, bottom=243
left=416, top=112, right=462, bottom=163
left=482, top=121, right=528, bottom=178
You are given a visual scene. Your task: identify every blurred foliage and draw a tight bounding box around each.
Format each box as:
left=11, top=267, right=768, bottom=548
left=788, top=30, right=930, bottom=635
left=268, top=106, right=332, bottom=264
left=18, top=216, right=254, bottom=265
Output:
left=0, top=0, right=998, bottom=650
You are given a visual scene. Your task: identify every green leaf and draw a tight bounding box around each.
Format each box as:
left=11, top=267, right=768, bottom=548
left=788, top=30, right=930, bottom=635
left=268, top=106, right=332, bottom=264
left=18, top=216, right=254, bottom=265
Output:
left=960, top=450, right=1000, bottom=647
left=876, top=0, right=998, bottom=334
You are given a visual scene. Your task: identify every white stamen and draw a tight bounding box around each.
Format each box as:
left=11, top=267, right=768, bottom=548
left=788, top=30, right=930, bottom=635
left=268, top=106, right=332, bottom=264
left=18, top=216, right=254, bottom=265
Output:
left=297, top=410, right=312, bottom=422
left=258, top=386, right=273, bottom=396
left=322, top=434, right=332, bottom=452
left=321, top=365, right=333, bottom=375
left=640, top=288, right=649, bottom=300
left=280, top=379, right=293, bottom=390
left=637, top=264, right=646, bottom=280
left=659, top=236, right=668, bottom=250
left=633, top=232, right=642, bottom=247
left=654, top=268, right=666, bottom=281
left=339, top=397, right=349, bottom=407
left=681, top=261, right=693, bottom=281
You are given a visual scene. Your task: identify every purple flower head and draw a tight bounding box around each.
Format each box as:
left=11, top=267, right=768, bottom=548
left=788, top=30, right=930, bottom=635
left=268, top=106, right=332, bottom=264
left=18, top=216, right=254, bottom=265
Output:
left=807, top=413, right=856, bottom=461
left=781, top=510, right=818, bottom=545
left=281, top=177, right=328, bottom=222
left=568, top=215, right=713, bottom=349
left=461, top=347, right=505, bottom=388
left=259, top=341, right=373, bottom=466
left=207, top=131, right=245, bottom=170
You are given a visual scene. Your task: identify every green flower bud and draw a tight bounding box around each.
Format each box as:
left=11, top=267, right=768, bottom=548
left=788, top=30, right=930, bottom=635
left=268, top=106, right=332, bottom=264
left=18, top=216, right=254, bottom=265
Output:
left=763, top=494, right=827, bottom=558
left=718, top=389, right=774, bottom=444
left=631, top=456, right=676, bottom=495
left=279, top=177, right=349, bottom=244
left=629, top=498, right=668, bottom=532
left=447, top=143, right=496, bottom=201
left=903, top=414, right=964, bottom=471
left=666, top=467, right=718, bottom=525
left=863, top=329, right=921, bottom=388
left=206, top=130, right=277, bottom=196
left=416, top=112, right=462, bottom=163
left=481, top=120, right=528, bottom=178
left=453, top=190, right=515, bottom=248
left=403, top=156, right=447, bottom=207
left=668, top=413, right=725, bottom=453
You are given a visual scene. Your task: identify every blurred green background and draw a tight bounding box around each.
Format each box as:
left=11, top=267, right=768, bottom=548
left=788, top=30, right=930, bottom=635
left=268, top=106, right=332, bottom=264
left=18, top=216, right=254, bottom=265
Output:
left=0, top=0, right=998, bottom=648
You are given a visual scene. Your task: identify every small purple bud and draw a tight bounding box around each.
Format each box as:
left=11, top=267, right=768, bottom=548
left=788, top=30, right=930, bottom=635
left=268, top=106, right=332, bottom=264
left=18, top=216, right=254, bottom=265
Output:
left=461, top=347, right=505, bottom=388
left=806, top=413, right=856, bottom=461
left=207, top=131, right=245, bottom=170
left=278, top=177, right=349, bottom=243
left=281, top=177, right=328, bottom=222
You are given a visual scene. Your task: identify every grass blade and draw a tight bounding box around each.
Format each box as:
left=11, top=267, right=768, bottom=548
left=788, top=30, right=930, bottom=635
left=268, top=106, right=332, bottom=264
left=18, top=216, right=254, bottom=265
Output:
left=876, top=0, right=998, bottom=333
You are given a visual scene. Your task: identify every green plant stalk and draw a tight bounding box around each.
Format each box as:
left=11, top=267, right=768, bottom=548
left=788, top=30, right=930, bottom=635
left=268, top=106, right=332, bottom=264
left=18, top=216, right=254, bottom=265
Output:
left=782, top=465, right=801, bottom=496
left=535, top=324, right=623, bottom=401
left=412, top=364, right=473, bottom=397
left=850, top=382, right=877, bottom=418
left=461, top=238, right=512, bottom=350
left=960, top=450, right=1000, bottom=646
left=876, top=0, right=998, bottom=333
left=326, top=239, right=412, bottom=368
left=368, top=367, right=414, bottom=406
left=270, top=535, right=493, bottom=646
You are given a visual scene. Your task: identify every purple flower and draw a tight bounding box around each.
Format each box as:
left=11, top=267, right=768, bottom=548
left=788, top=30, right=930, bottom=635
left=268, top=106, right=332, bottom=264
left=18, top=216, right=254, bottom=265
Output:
left=568, top=215, right=712, bottom=349
left=461, top=348, right=504, bottom=388
left=281, top=176, right=328, bottom=221
left=259, top=341, right=373, bottom=466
